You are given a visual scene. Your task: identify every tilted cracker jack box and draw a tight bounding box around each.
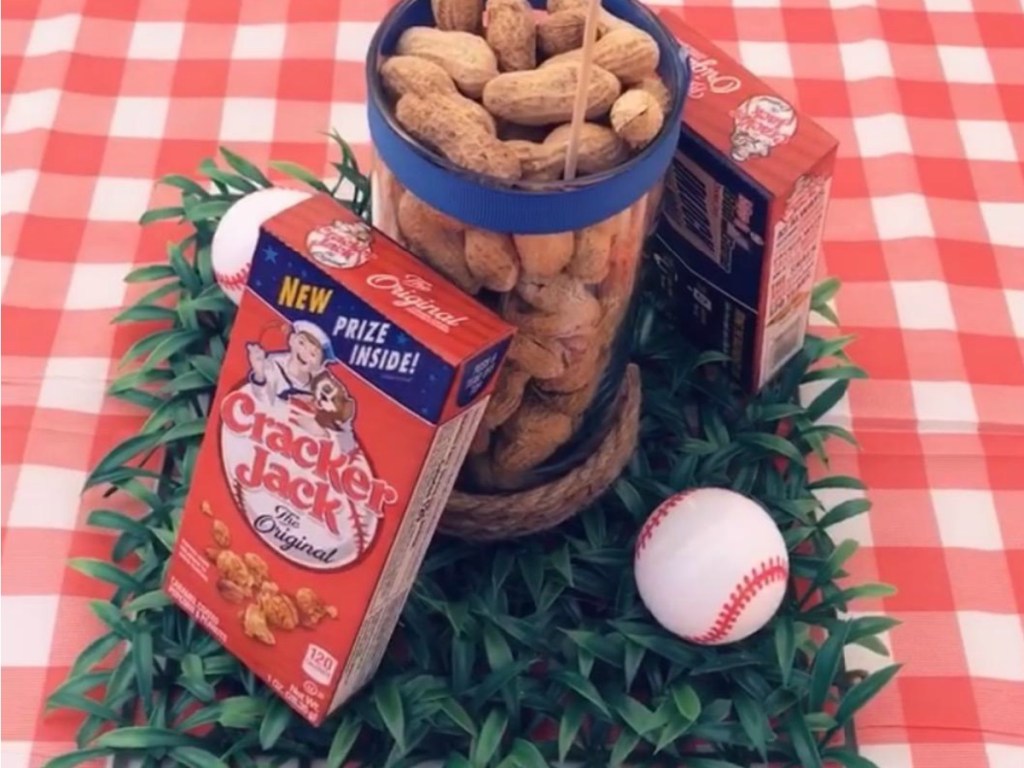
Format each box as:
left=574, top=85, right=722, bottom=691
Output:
left=165, top=194, right=514, bottom=725
left=652, top=11, right=839, bottom=392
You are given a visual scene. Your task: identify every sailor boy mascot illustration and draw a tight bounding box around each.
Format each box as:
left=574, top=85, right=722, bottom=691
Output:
left=221, top=319, right=386, bottom=569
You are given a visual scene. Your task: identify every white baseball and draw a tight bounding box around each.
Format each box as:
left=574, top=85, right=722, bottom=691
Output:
left=633, top=487, right=789, bottom=645
left=212, top=187, right=312, bottom=304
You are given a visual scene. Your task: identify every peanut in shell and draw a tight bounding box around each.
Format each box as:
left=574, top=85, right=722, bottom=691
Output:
left=485, top=0, right=537, bottom=72
left=543, top=123, right=628, bottom=175
left=432, top=0, right=483, bottom=32
left=482, top=63, right=621, bottom=126
left=513, top=232, right=574, bottom=276
left=465, top=229, right=520, bottom=291
left=395, top=26, right=498, bottom=98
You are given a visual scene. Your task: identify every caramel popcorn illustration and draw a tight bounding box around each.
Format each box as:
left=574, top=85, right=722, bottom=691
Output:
left=295, top=587, right=338, bottom=629
left=212, top=519, right=231, bottom=549
left=216, top=578, right=248, bottom=604
left=204, top=547, right=222, bottom=563
left=200, top=500, right=213, bottom=517
left=215, top=550, right=254, bottom=597
left=242, top=603, right=275, bottom=646
left=258, top=582, right=300, bottom=631
left=243, top=552, right=269, bottom=587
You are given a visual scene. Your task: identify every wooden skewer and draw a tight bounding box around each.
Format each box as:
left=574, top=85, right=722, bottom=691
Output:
left=562, top=0, right=603, bottom=181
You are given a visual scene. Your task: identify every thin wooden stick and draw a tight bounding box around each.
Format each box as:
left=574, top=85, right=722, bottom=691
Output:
left=562, top=0, right=603, bottom=181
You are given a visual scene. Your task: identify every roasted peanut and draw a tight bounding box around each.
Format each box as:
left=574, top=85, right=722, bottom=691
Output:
left=395, top=27, right=498, bottom=98
left=483, top=63, right=621, bottom=126
left=464, top=229, right=520, bottom=291
left=200, top=500, right=213, bottom=517
left=486, top=0, right=536, bottom=72
left=215, top=550, right=254, bottom=596
left=537, top=9, right=587, bottom=57
left=432, top=0, right=483, bottom=32
left=505, top=139, right=566, bottom=182
left=570, top=220, right=614, bottom=282
left=516, top=273, right=593, bottom=314
left=295, top=587, right=337, bottom=629
left=397, top=191, right=481, bottom=294
left=513, top=232, right=574, bottom=276
left=536, top=344, right=603, bottom=393
left=544, top=123, right=628, bottom=175
left=395, top=94, right=521, bottom=181
left=541, top=27, right=659, bottom=86
left=242, top=552, right=269, bottom=586
left=212, top=519, right=230, bottom=549
left=381, top=57, right=497, bottom=136
left=611, top=88, right=665, bottom=149
left=242, top=603, right=275, bottom=645
left=638, top=75, right=672, bottom=115
left=507, top=332, right=567, bottom=379
left=494, top=402, right=573, bottom=472
left=482, top=365, right=531, bottom=429
left=258, top=584, right=300, bottom=631
left=506, top=293, right=600, bottom=336
left=216, top=578, right=247, bottom=604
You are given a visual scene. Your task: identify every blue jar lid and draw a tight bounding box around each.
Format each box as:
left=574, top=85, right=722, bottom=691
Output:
left=367, top=0, right=690, bottom=235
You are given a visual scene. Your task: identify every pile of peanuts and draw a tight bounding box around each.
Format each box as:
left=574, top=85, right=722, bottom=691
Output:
left=379, top=0, right=671, bottom=490
left=202, top=501, right=337, bottom=646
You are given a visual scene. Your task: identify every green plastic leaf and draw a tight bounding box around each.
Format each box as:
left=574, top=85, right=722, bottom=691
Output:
left=269, top=161, right=331, bottom=193
left=126, top=263, right=178, bottom=283
left=41, top=748, right=113, bottom=768
left=809, top=622, right=850, bottom=711
left=439, top=697, right=477, bottom=737
left=835, top=664, right=902, bottom=726
left=737, top=432, right=806, bottom=466
left=786, top=709, right=824, bottom=768
left=139, top=206, right=184, bottom=225
left=471, top=709, right=508, bottom=767
left=84, top=432, right=162, bottom=489
left=374, top=678, right=406, bottom=750
left=68, top=631, right=121, bottom=676
left=326, top=717, right=362, bottom=768
left=774, top=616, right=797, bottom=686
left=221, top=147, right=272, bottom=187
left=558, top=699, right=585, bottom=762
left=805, top=379, right=848, bottom=422
left=623, top=640, right=645, bottom=690
left=733, top=692, right=768, bottom=759
left=505, top=738, right=548, bottom=768
left=823, top=749, right=881, bottom=768
left=169, top=747, right=230, bottom=768
left=68, top=558, right=142, bottom=592
left=609, top=729, right=641, bottom=767
left=671, top=683, right=701, bottom=721
left=808, top=474, right=866, bottom=491
left=95, top=727, right=197, bottom=749
left=217, top=696, right=265, bottom=729
left=819, top=498, right=871, bottom=528
left=802, top=364, right=867, bottom=383
left=551, top=669, right=611, bottom=717
left=133, top=630, right=154, bottom=714
left=259, top=697, right=292, bottom=750
left=804, top=712, right=837, bottom=731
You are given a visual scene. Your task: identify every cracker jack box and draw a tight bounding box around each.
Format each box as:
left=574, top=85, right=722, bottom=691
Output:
left=651, top=12, right=839, bottom=392
left=164, top=194, right=514, bottom=725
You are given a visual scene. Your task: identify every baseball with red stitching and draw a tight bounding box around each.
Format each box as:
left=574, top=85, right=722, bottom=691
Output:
left=212, top=187, right=312, bottom=304
left=634, top=487, right=789, bottom=645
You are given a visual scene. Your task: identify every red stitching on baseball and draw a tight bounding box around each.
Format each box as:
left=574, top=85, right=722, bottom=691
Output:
left=216, top=264, right=250, bottom=290
left=635, top=491, right=694, bottom=557
left=685, top=556, right=789, bottom=644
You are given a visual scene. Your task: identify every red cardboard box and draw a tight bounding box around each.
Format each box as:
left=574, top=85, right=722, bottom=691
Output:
left=653, top=12, right=839, bottom=391
left=165, top=194, right=513, bottom=725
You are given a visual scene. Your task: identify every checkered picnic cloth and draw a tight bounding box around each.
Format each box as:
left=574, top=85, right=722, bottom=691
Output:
left=2, top=0, right=1022, bottom=766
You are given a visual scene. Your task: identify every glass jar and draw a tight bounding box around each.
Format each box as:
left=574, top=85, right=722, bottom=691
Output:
left=367, top=0, right=689, bottom=493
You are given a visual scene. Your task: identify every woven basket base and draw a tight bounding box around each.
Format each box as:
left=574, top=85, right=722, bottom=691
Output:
left=441, top=364, right=642, bottom=541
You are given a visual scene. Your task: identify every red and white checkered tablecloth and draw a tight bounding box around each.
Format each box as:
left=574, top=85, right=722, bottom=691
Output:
left=2, top=1, right=1022, bottom=766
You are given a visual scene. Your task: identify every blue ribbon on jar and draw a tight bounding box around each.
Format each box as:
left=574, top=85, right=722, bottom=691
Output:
left=367, top=0, right=691, bottom=235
